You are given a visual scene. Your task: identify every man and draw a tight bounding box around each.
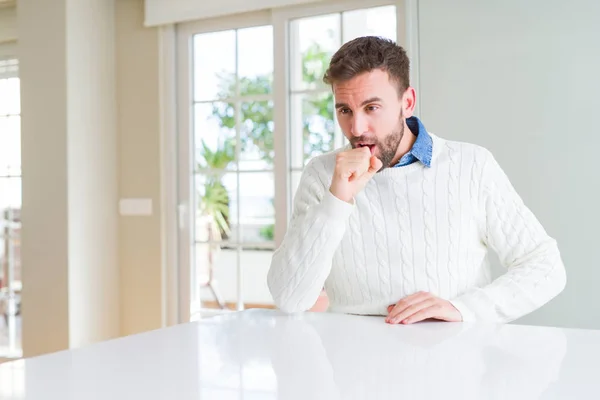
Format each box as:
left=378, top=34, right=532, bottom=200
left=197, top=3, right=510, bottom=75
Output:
left=267, top=36, right=566, bottom=324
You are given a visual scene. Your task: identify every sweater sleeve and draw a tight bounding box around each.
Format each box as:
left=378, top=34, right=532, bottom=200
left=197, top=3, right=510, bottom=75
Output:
left=450, top=150, right=567, bottom=323
left=267, top=158, right=354, bottom=313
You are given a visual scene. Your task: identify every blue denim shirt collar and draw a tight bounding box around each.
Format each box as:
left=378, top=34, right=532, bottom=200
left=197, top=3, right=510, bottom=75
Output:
left=392, top=116, right=433, bottom=168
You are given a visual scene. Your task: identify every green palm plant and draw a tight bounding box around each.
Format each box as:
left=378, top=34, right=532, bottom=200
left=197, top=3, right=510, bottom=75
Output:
left=200, top=178, right=231, bottom=239
left=196, top=139, right=235, bottom=310
left=197, top=139, right=235, bottom=240
left=198, top=138, right=235, bottom=170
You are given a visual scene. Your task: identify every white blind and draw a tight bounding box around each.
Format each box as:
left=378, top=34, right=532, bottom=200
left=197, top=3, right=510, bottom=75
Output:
left=0, top=58, right=18, bottom=79
left=144, top=0, right=324, bottom=26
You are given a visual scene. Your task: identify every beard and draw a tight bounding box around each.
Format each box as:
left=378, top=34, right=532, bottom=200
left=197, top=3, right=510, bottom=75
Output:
left=350, top=110, right=405, bottom=172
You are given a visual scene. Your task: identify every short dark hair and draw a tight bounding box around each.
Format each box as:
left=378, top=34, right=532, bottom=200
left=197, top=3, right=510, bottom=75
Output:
left=323, top=36, right=410, bottom=95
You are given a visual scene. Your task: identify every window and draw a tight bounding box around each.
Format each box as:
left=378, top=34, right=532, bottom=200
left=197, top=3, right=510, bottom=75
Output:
left=0, top=57, right=22, bottom=358
left=177, top=2, right=399, bottom=320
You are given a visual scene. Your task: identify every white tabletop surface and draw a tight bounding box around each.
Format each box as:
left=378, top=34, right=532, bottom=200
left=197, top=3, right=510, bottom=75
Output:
left=1, top=309, right=599, bottom=399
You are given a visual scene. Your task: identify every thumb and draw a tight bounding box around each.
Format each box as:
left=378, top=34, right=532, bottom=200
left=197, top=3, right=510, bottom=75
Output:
left=367, top=156, right=383, bottom=176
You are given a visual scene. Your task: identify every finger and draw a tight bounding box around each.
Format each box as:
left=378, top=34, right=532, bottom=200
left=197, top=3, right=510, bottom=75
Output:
left=335, top=150, right=369, bottom=177
left=348, top=159, right=371, bottom=181
left=355, top=156, right=383, bottom=184
left=367, top=156, right=383, bottom=174
left=387, top=291, right=430, bottom=317
left=355, top=146, right=372, bottom=157
left=386, top=292, right=432, bottom=321
left=341, top=147, right=371, bottom=160
left=347, top=147, right=373, bottom=163
left=402, top=304, right=444, bottom=324
left=387, top=298, right=436, bottom=324
left=338, top=161, right=366, bottom=179
left=340, top=168, right=354, bottom=180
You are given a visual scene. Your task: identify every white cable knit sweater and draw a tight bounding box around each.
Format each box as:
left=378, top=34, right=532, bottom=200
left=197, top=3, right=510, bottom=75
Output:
left=267, top=133, right=566, bottom=322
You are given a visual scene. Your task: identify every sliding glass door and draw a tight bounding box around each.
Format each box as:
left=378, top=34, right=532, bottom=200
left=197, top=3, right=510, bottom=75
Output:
left=177, top=1, right=401, bottom=321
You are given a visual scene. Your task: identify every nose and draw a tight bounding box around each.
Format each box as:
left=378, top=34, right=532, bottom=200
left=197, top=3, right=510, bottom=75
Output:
left=350, top=114, right=369, bottom=137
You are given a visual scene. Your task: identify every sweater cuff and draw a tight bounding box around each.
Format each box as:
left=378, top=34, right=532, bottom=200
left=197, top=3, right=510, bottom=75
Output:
left=320, top=190, right=355, bottom=221
left=449, top=298, right=477, bottom=323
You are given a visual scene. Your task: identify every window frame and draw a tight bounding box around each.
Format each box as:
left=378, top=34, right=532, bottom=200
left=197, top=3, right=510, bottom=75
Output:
left=176, top=11, right=274, bottom=320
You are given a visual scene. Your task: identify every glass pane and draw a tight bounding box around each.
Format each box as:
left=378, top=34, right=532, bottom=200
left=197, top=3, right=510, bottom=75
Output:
left=194, top=30, right=236, bottom=101
left=194, top=246, right=274, bottom=312
left=290, top=13, right=341, bottom=91
left=195, top=173, right=238, bottom=244
left=0, top=78, right=20, bottom=116
left=240, top=246, right=273, bottom=305
left=290, top=92, right=335, bottom=167
left=238, top=26, right=273, bottom=95
left=289, top=94, right=304, bottom=169
left=0, top=178, right=21, bottom=210
left=239, top=172, right=274, bottom=243
left=194, top=102, right=236, bottom=171
left=0, top=59, right=18, bottom=78
left=342, top=6, right=397, bottom=43
left=289, top=170, right=303, bottom=216
left=197, top=247, right=274, bottom=307
left=0, top=116, right=21, bottom=176
left=239, top=100, right=274, bottom=170
left=194, top=243, right=238, bottom=312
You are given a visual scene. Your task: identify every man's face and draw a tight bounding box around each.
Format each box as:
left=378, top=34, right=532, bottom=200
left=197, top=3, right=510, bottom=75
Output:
left=333, top=69, right=410, bottom=170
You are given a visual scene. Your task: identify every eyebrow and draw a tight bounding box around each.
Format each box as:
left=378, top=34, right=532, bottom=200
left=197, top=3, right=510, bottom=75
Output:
left=335, top=97, right=383, bottom=110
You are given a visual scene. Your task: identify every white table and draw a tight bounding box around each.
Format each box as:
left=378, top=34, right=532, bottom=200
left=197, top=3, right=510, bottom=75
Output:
left=1, top=309, right=599, bottom=399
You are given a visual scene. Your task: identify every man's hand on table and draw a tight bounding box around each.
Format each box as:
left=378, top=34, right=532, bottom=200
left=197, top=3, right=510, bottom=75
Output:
left=386, top=291, right=462, bottom=324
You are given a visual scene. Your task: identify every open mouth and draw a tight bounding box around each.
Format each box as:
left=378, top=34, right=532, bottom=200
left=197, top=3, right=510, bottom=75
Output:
left=358, top=144, right=376, bottom=155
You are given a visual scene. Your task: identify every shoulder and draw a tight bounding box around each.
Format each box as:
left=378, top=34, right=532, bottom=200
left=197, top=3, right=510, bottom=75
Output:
left=431, top=134, right=509, bottom=194
left=431, top=133, right=497, bottom=168
left=432, top=133, right=492, bottom=159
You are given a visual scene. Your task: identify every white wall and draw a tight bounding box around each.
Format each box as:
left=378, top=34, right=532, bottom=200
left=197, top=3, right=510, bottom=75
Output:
left=66, top=0, right=119, bottom=349
left=0, top=5, right=16, bottom=44
left=19, top=0, right=70, bottom=356
left=116, top=0, right=165, bottom=336
left=418, top=0, right=600, bottom=329
left=19, top=0, right=120, bottom=356
left=8, top=0, right=168, bottom=354
left=143, top=0, right=323, bottom=26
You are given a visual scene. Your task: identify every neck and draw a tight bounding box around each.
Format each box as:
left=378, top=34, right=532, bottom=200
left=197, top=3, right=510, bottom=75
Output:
left=390, top=120, right=417, bottom=166
left=376, top=132, right=443, bottom=178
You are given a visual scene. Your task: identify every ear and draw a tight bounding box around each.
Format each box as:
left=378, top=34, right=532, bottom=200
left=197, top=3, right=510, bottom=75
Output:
left=402, top=87, right=417, bottom=118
